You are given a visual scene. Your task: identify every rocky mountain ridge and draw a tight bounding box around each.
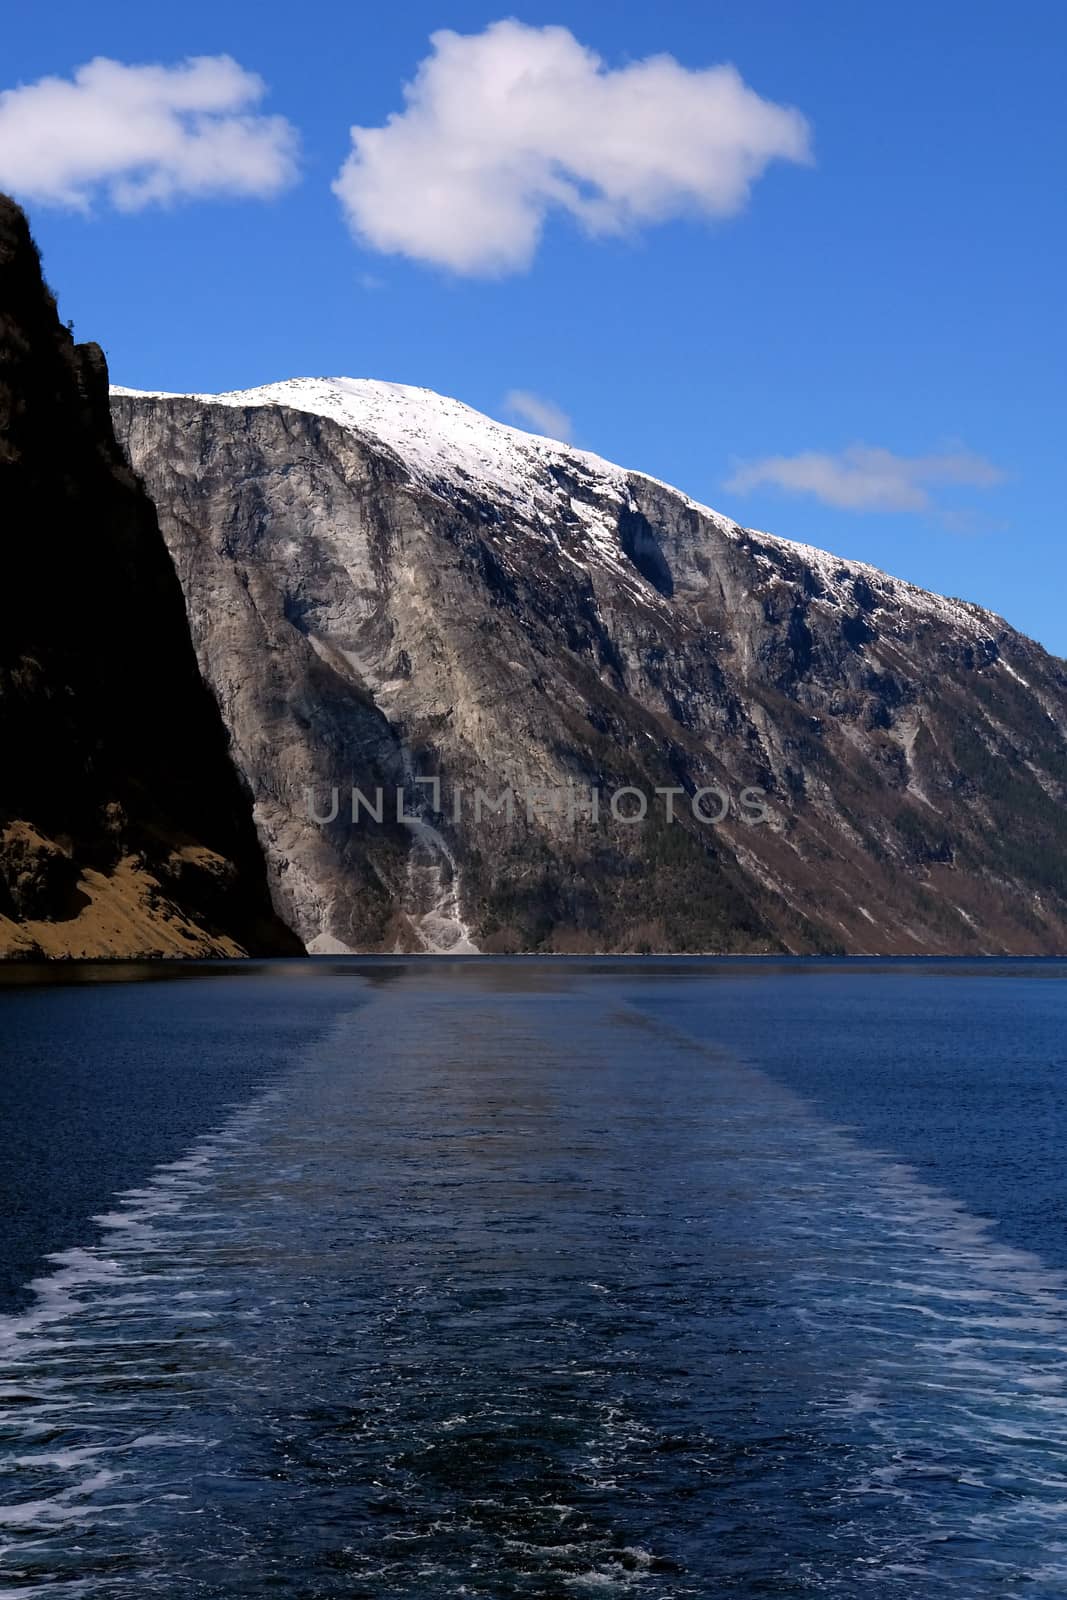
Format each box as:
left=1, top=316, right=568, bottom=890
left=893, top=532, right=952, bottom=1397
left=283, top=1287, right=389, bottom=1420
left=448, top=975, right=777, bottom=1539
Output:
left=111, top=377, right=1067, bottom=955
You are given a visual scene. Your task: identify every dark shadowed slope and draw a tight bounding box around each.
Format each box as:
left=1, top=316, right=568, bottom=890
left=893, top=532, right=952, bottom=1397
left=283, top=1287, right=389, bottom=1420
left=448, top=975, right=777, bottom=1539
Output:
left=0, top=198, right=301, bottom=957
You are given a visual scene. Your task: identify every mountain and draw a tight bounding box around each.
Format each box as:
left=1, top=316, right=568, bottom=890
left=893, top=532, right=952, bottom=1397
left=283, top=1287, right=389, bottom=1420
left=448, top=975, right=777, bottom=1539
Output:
left=0, top=197, right=301, bottom=958
left=111, top=377, right=1067, bottom=955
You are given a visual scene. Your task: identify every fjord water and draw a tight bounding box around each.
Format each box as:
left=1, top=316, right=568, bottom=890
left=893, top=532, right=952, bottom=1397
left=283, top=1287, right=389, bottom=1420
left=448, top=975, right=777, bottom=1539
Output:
left=1, top=961, right=1066, bottom=1597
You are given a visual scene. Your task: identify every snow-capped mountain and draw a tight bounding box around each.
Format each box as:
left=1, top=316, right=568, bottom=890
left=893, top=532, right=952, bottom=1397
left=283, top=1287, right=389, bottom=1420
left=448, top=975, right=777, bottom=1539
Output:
left=112, top=377, right=999, bottom=638
left=111, top=376, right=1067, bottom=955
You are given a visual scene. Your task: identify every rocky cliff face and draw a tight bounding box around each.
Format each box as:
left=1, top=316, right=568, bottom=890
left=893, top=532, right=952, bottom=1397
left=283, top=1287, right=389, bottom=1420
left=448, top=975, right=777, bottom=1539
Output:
left=111, top=377, right=1067, bottom=955
left=0, top=198, right=301, bottom=958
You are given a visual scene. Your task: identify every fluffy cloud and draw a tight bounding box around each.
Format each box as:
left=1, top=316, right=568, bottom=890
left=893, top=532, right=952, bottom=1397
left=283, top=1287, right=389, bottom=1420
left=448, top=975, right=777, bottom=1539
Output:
left=333, top=21, right=811, bottom=275
left=725, top=445, right=1004, bottom=514
left=503, top=389, right=573, bottom=441
left=0, top=55, right=298, bottom=211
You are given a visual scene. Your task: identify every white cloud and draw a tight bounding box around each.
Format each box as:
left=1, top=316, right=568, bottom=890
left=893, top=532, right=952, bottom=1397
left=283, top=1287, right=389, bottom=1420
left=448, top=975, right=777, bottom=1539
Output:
left=0, top=55, right=299, bottom=211
left=333, top=21, right=811, bottom=276
left=725, top=445, right=1004, bottom=514
left=503, top=389, right=573, bottom=441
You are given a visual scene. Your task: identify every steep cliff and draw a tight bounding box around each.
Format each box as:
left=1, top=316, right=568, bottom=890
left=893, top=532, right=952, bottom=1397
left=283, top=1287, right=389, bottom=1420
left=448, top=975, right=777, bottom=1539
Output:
left=0, top=198, right=301, bottom=958
left=111, top=377, right=1067, bottom=955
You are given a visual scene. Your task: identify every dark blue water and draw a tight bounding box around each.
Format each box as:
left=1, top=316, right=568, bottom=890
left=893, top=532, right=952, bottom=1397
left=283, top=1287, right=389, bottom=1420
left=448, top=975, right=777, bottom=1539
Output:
left=1, top=958, right=1065, bottom=1596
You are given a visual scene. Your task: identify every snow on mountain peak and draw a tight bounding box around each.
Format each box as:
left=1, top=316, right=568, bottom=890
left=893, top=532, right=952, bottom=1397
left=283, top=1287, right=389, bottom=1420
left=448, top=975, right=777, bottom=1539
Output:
left=111, top=376, right=632, bottom=519
left=111, top=376, right=1001, bottom=640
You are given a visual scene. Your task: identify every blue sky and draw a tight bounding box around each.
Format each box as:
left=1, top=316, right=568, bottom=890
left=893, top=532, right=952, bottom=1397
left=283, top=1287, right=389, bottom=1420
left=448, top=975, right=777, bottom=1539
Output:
left=3, top=0, right=1065, bottom=652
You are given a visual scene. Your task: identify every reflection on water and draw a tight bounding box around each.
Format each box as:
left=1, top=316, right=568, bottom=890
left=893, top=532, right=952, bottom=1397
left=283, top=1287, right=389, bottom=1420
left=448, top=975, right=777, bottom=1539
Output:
left=0, top=959, right=1065, bottom=1596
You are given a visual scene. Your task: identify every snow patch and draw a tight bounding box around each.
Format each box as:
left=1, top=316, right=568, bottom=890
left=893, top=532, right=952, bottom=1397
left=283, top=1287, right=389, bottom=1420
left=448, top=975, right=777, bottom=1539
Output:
left=1001, top=659, right=1032, bottom=689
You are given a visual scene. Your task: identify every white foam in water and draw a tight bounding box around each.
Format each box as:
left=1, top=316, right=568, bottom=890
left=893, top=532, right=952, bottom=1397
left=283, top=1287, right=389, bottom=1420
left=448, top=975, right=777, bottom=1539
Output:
left=772, top=1125, right=1067, bottom=1584
left=0, top=1084, right=288, bottom=1565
